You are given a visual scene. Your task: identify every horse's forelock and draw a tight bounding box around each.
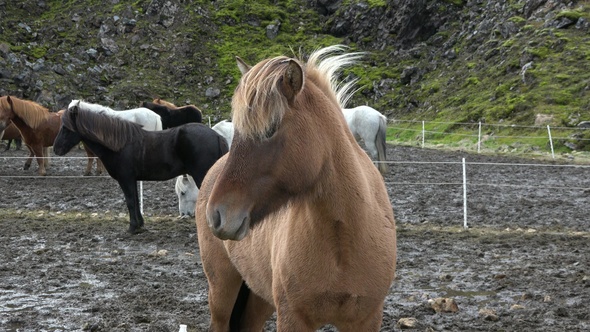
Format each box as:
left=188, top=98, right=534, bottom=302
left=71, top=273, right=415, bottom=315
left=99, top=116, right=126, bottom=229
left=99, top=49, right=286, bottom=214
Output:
left=232, top=56, right=293, bottom=140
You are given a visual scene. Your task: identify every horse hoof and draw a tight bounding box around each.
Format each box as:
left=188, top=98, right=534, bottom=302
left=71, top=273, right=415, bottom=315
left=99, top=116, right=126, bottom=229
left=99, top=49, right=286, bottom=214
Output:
left=128, top=227, right=147, bottom=234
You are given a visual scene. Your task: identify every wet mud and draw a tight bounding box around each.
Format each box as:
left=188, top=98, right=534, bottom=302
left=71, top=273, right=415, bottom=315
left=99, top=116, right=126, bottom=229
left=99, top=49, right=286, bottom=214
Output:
left=1, top=145, right=588, bottom=331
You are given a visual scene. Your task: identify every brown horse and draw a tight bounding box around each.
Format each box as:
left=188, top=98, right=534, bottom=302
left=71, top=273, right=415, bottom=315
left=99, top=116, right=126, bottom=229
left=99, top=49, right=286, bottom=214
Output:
left=196, top=46, right=397, bottom=331
left=0, top=96, right=101, bottom=176
left=0, top=96, right=60, bottom=175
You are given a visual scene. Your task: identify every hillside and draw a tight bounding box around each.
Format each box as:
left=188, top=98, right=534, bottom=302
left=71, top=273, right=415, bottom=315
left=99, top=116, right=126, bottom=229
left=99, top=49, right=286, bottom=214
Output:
left=1, top=0, right=589, bottom=150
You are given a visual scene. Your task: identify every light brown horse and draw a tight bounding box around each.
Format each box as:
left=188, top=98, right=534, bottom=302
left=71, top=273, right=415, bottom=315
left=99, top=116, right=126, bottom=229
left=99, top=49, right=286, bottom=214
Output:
left=196, top=45, right=397, bottom=331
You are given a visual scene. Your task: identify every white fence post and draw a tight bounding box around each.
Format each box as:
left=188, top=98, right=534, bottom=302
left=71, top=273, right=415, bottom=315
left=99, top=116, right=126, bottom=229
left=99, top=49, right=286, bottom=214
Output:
left=422, top=121, right=425, bottom=148
left=139, top=181, right=144, bottom=215
left=477, top=121, right=482, bottom=153
left=462, top=158, right=468, bottom=229
left=547, top=125, right=555, bottom=159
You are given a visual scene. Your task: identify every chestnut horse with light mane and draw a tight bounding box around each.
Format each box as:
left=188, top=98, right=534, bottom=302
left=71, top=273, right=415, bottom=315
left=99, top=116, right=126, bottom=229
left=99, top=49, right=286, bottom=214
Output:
left=0, top=96, right=61, bottom=176
left=196, top=45, right=396, bottom=331
left=0, top=96, right=102, bottom=176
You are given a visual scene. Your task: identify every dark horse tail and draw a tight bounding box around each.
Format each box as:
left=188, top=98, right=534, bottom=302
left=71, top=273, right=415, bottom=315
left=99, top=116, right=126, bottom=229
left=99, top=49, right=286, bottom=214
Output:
left=375, top=115, right=388, bottom=175
left=229, top=282, right=250, bottom=331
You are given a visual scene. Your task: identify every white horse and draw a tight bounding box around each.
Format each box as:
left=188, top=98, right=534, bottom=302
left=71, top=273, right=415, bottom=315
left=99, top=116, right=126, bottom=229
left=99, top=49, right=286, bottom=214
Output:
left=68, top=100, right=163, bottom=131
left=175, top=174, right=199, bottom=218
left=212, top=119, right=234, bottom=148
left=342, top=105, right=388, bottom=175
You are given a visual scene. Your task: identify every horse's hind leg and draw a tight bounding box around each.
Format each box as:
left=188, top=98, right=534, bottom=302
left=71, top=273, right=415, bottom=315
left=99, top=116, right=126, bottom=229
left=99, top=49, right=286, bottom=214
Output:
left=96, top=159, right=105, bottom=175
left=83, top=157, right=92, bottom=176
left=23, top=146, right=34, bottom=170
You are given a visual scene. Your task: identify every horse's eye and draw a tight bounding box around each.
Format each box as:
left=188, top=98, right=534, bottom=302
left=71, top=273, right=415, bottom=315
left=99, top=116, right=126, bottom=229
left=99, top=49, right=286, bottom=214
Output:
left=181, top=191, right=185, bottom=196
left=264, top=119, right=280, bottom=139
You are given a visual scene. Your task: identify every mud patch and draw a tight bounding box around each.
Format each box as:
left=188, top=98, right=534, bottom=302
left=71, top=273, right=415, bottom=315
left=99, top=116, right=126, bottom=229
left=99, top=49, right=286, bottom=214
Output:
left=1, top=145, right=589, bottom=331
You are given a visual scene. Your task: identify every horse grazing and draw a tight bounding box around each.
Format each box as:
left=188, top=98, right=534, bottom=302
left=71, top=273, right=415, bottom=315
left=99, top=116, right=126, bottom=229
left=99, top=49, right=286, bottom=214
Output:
left=68, top=100, right=163, bottom=131
left=196, top=45, right=396, bottom=331
left=0, top=96, right=62, bottom=175
left=140, top=101, right=202, bottom=129
left=343, top=105, right=388, bottom=175
left=1, top=122, right=23, bottom=151
left=54, top=105, right=228, bottom=234
left=211, top=119, right=234, bottom=148
left=175, top=174, right=199, bottom=218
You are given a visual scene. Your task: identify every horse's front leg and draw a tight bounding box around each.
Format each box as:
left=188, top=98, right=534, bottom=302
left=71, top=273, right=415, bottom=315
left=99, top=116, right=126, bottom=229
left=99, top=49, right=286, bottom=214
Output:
left=118, top=180, right=144, bottom=234
left=36, top=146, right=47, bottom=176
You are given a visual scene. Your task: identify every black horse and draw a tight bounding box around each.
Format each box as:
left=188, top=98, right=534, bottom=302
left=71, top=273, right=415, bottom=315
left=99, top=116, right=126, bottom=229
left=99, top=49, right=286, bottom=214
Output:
left=53, top=106, right=228, bottom=234
left=140, top=101, right=202, bottom=129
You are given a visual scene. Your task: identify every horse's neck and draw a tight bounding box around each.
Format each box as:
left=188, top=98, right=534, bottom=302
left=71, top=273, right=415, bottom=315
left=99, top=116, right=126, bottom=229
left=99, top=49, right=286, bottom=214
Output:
left=80, top=139, right=111, bottom=159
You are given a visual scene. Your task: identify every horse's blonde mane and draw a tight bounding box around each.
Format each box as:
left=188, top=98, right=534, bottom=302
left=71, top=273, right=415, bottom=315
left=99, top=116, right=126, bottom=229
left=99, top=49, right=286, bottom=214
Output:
left=0, top=96, right=50, bottom=129
left=232, top=45, right=363, bottom=140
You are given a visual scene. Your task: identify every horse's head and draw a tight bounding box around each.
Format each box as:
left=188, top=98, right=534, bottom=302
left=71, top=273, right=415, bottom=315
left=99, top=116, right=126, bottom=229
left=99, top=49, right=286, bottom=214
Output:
left=53, top=107, right=82, bottom=156
left=0, top=96, right=17, bottom=132
left=176, top=175, right=199, bottom=218
left=206, top=46, right=360, bottom=241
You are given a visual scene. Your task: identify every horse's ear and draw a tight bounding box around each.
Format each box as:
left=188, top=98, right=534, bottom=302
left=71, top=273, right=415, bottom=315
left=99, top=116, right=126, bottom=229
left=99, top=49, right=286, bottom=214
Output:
left=236, top=56, right=251, bottom=75
left=279, top=60, right=304, bottom=103
left=6, top=96, right=13, bottom=106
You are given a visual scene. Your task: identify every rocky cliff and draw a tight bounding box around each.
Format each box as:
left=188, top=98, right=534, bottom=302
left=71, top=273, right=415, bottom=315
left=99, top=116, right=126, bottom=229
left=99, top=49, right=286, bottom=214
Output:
left=1, top=0, right=588, bottom=136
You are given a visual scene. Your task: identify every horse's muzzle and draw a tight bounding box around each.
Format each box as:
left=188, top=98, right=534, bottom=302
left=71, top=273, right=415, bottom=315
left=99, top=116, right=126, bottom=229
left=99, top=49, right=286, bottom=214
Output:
left=206, top=204, right=250, bottom=241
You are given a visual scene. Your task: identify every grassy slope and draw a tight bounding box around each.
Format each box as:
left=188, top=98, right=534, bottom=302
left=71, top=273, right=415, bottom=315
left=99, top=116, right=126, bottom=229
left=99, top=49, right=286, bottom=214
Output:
left=1, top=0, right=590, bottom=153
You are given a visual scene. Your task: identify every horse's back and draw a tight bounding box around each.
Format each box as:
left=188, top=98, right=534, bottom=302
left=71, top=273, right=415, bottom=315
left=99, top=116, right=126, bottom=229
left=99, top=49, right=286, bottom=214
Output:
left=177, top=123, right=228, bottom=185
left=344, top=106, right=385, bottom=133
left=212, top=120, right=234, bottom=147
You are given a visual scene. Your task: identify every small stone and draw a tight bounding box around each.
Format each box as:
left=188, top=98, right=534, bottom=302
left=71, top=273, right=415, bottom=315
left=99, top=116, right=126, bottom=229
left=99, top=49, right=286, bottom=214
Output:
left=479, top=308, right=499, bottom=321
left=428, top=297, right=459, bottom=313
left=397, top=317, right=417, bottom=329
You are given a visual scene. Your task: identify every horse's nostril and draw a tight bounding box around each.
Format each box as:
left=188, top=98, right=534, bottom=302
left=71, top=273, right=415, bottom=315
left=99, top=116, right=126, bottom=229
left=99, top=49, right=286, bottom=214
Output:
left=211, top=209, right=222, bottom=229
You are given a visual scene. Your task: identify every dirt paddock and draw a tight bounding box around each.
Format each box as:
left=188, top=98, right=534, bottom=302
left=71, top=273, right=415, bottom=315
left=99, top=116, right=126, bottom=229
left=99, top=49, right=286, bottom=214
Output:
left=1, top=144, right=589, bottom=331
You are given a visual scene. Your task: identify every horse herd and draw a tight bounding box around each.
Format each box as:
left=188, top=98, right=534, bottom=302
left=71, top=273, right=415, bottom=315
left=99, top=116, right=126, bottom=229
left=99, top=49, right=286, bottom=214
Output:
left=0, top=45, right=396, bottom=331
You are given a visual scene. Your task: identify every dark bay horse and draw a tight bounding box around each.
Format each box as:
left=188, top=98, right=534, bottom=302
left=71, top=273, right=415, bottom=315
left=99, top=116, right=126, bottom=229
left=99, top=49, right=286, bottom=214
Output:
left=54, top=105, right=228, bottom=234
left=140, top=101, right=202, bottom=129
left=0, top=96, right=60, bottom=175
left=196, top=45, right=397, bottom=331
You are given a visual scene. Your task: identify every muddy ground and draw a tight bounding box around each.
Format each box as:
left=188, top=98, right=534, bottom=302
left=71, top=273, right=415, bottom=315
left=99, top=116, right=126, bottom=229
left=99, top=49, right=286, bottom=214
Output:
left=0, top=143, right=589, bottom=331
